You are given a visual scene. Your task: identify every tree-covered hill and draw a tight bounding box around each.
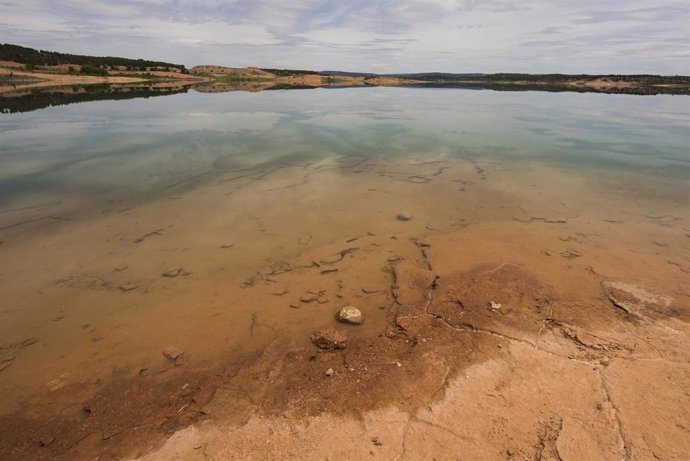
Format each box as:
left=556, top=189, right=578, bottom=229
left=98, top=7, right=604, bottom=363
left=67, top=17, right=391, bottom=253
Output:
left=0, top=43, right=185, bottom=72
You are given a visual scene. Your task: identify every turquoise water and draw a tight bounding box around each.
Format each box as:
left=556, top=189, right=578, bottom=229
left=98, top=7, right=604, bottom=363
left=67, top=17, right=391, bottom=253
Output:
left=0, top=87, right=688, bottom=210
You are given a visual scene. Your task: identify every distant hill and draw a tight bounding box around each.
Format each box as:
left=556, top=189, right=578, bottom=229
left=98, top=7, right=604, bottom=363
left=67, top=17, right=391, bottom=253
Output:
left=320, top=71, right=377, bottom=77
left=387, top=72, right=485, bottom=79
left=0, top=43, right=186, bottom=72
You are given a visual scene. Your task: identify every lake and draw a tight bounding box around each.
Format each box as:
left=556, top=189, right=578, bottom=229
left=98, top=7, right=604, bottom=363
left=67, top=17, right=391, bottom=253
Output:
left=1, top=86, right=689, bottom=459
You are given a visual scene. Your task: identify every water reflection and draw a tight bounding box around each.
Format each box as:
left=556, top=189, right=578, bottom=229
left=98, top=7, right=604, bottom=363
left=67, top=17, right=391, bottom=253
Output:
left=0, top=84, right=190, bottom=114
left=0, top=86, right=688, bottom=213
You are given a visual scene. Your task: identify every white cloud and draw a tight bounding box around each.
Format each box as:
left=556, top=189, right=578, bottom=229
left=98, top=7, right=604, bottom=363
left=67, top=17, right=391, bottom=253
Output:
left=0, top=0, right=688, bottom=73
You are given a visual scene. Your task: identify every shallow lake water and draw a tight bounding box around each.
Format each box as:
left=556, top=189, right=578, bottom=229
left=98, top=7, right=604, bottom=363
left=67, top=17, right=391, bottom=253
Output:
left=0, top=86, right=688, bottom=458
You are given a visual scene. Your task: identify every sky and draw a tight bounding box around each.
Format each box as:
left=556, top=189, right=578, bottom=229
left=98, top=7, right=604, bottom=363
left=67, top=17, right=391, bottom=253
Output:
left=1, top=0, right=689, bottom=74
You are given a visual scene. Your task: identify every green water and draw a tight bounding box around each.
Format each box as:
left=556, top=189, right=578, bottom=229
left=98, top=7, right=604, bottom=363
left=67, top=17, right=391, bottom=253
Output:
left=0, top=87, right=688, bottom=211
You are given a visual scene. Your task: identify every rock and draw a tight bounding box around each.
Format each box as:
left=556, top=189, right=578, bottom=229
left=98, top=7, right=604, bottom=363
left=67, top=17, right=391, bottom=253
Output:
left=119, top=282, right=137, bottom=292
left=338, top=306, right=364, bottom=325
left=163, top=346, right=183, bottom=362
left=489, top=301, right=502, bottom=310
left=220, top=243, right=234, bottom=249
left=273, top=288, right=288, bottom=296
left=396, top=212, right=412, bottom=221
left=310, top=328, right=347, bottom=350
left=289, top=303, right=300, bottom=309
left=300, top=293, right=319, bottom=303
left=325, top=368, right=334, bottom=377
left=602, top=281, right=673, bottom=316
left=162, top=267, right=182, bottom=277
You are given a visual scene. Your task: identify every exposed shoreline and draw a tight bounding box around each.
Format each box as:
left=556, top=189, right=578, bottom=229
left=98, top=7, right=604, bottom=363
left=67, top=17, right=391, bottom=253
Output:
left=0, top=150, right=688, bottom=460
left=2, top=62, right=689, bottom=99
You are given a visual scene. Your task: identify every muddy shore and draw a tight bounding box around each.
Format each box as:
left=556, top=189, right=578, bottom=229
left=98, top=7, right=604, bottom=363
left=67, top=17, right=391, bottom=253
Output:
left=0, top=150, right=688, bottom=459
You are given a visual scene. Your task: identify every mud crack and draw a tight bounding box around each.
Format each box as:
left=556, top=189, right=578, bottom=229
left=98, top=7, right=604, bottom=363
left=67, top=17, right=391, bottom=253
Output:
left=597, top=368, right=631, bottom=461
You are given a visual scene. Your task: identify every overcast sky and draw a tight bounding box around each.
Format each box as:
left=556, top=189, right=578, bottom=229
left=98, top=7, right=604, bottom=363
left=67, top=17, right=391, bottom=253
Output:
left=1, top=0, right=689, bottom=74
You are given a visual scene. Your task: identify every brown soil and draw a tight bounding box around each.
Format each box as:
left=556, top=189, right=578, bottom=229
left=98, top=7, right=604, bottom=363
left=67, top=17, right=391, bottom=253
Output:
left=0, top=154, right=688, bottom=460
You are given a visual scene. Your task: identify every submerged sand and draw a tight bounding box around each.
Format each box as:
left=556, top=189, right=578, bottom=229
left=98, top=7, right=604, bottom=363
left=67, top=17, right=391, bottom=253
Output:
left=0, top=152, right=688, bottom=460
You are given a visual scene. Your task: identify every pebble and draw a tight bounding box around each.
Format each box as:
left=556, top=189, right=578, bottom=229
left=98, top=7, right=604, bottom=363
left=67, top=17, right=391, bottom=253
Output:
left=311, top=328, right=348, bottom=350
left=325, top=368, right=334, bottom=377
left=300, top=293, right=319, bottom=303
left=162, top=346, right=183, bottom=362
left=119, top=282, right=137, bottom=292
left=337, top=306, right=364, bottom=325
left=396, top=212, right=413, bottom=221
left=162, top=267, right=182, bottom=277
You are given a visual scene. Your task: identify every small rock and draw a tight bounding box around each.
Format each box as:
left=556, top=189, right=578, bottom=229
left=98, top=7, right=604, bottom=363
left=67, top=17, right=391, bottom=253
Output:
left=337, top=306, right=364, bottom=325
left=300, top=293, right=319, bottom=303
left=220, top=243, right=234, bottom=249
left=273, top=288, right=288, bottom=296
left=162, top=267, right=182, bottom=277
left=113, top=265, right=128, bottom=272
left=163, top=346, right=184, bottom=362
left=371, top=437, right=383, bottom=446
left=317, top=297, right=329, bottom=304
left=119, top=282, right=137, bottom=292
left=489, top=301, right=501, bottom=310
left=289, top=303, right=301, bottom=309
left=361, top=287, right=379, bottom=294
left=311, top=328, right=348, bottom=350
left=325, top=368, right=334, bottom=377
left=396, top=212, right=412, bottom=221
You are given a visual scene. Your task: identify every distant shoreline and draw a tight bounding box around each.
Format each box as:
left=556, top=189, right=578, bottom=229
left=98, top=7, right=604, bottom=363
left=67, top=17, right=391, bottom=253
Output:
left=2, top=43, right=689, bottom=98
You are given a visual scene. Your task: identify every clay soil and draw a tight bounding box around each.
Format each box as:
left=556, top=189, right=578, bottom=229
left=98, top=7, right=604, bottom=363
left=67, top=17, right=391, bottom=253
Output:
left=0, top=153, right=688, bottom=460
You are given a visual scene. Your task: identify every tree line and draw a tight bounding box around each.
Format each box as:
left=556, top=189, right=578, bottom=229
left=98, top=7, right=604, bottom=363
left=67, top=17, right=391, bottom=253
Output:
left=0, top=43, right=186, bottom=72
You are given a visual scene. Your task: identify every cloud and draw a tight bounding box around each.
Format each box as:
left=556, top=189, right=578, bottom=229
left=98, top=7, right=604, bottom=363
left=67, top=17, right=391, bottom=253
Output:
left=0, top=0, right=688, bottom=73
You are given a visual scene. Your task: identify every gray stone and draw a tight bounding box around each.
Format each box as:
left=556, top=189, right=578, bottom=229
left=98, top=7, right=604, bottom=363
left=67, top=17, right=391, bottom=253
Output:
left=338, top=306, right=364, bottom=325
